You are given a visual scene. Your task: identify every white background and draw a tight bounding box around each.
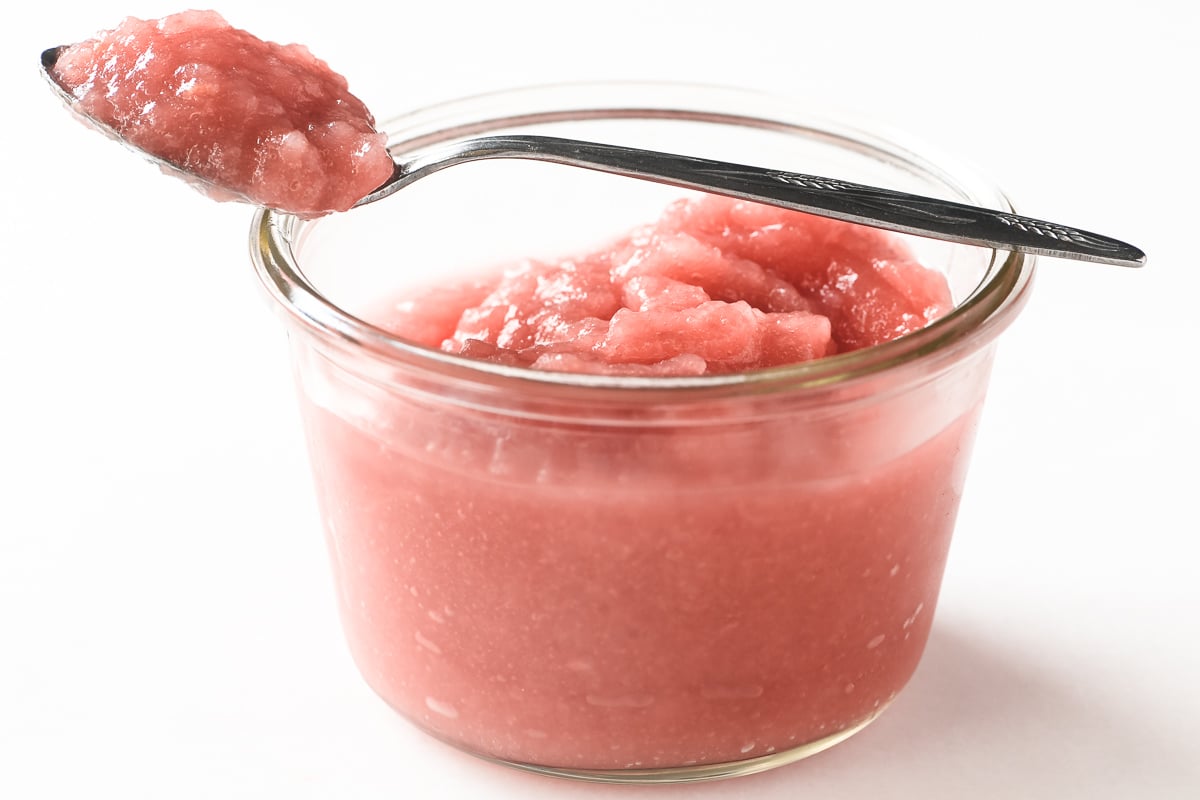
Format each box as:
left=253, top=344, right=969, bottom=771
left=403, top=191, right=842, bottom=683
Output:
left=3, top=2, right=1197, bottom=798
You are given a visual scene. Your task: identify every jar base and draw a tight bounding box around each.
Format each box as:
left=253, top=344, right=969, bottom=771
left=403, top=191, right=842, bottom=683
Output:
left=471, top=707, right=887, bottom=785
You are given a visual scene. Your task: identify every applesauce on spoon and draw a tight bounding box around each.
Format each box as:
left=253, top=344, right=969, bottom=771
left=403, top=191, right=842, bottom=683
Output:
left=44, top=10, right=394, bottom=215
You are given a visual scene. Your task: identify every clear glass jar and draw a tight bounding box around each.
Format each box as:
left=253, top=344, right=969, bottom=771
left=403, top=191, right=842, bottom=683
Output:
left=251, top=83, right=1034, bottom=783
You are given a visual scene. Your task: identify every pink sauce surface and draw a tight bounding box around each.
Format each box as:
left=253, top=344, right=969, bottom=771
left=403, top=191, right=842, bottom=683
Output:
left=386, top=195, right=953, bottom=374
left=294, top=198, right=983, bottom=769
left=51, top=11, right=394, bottom=214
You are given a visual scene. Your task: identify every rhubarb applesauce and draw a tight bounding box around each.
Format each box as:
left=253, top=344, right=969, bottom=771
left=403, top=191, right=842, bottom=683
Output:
left=50, top=11, right=393, bottom=214
left=252, top=86, right=1035, bottom=780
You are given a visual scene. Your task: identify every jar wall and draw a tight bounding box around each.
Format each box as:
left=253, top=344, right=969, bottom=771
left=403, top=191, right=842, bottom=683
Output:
left=290, top=326, right=998, bottom=772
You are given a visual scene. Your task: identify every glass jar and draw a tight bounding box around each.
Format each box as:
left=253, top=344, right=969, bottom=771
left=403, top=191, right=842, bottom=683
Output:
left=251, top=83, right=1034, bottom=783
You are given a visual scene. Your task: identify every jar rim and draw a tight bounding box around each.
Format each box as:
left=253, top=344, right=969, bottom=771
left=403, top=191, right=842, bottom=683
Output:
left=250, top=81, right=1034, bottom=397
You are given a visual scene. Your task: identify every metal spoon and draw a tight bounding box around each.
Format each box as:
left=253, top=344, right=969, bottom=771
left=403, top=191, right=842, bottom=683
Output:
left=41, top=46, right=1145, bottom=268
left=363, top=135, right=1145, bottom=267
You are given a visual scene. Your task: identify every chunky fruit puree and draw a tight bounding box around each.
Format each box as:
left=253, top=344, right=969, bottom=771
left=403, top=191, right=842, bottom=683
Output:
left=51, top=11, right=394, bottom=214
left=292, top=196, right=979, bottom=770
left=384, top=195, right=952, bottom=374
left=46, top=7, right=1029, bottom=779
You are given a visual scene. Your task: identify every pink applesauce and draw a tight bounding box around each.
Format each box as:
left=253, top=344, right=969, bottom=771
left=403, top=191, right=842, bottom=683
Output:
left=385, top=195, right=952, bottom=374
left=44, top=8, right=1035, bottom=777
left=290, top=195, right=986, bottom=771
left=51, top=11, right=394, bottom=214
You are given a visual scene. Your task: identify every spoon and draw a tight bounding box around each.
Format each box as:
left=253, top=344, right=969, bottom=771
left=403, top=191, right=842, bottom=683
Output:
left=41, top=46, right=1145, bottom=268
left=362, top=135, right=1145, bottom=267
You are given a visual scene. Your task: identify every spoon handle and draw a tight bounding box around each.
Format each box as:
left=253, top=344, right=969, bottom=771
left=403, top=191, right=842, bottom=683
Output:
left=363, top=134, right=1144, bottom=268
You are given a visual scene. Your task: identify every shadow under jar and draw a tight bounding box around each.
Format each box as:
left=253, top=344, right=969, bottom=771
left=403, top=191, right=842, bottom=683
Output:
left=251, top=83, right=1034, bottom=784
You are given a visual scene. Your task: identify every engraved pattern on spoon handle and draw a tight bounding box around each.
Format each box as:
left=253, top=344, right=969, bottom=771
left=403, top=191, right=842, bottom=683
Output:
left=555, top=139, right=1144, bottom=266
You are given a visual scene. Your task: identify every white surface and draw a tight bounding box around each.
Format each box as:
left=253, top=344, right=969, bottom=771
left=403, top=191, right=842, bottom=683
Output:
left=2, top=2, right=1197, bottom=798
